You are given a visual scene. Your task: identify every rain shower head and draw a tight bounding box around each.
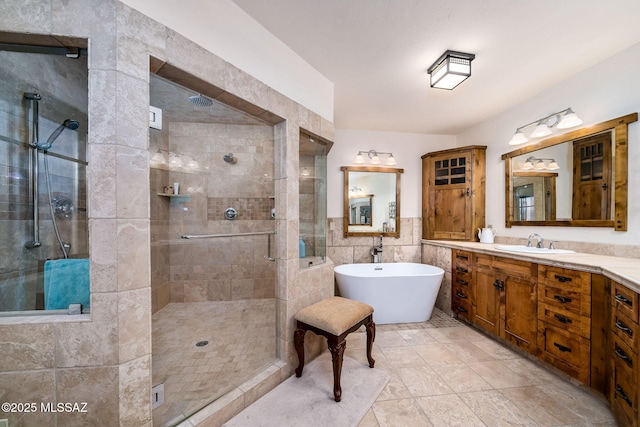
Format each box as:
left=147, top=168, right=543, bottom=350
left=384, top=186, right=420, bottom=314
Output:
left=38, top=119, right=80, bottom=151
left=188, top=94, right=213, bottom=107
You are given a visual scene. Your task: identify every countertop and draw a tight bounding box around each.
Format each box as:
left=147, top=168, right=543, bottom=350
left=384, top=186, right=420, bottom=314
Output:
left=422, top=240, right=640, bottom=294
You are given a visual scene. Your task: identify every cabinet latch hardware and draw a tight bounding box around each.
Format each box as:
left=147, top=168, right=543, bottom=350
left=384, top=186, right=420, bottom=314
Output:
left=615, top=386, right=633, bottom=407
left=456, top=266, right=468, bottom=273
left=456, top=306, right=468, bottom=313
left=615, top=294, right=633, bottom=307
left=456, top=279, right=468, bottom=286
left=615, top=320, right=634, bottom=337
left=553, top=295, right=572, bottom=304
left=493, top=279, right=505, bottom=290
left=456, top=292, right=468, bottom=299
left=553, top=342, right=572, bottom=353
left=554, top=274, right=572, bottom=283
left=614, top=345, right=633, bottom=368
left=554, top=314, right=572, bottom=324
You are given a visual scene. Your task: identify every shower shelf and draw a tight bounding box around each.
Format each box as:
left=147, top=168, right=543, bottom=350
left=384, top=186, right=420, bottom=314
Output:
left=157, top=193, right=191, bottom=206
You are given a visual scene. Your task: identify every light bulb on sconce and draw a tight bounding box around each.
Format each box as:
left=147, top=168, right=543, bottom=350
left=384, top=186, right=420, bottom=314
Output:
left=519, top=156, right=560, bottom=171
left=508, top=107, right=583, bottom=145
left=353, top=150, right=398, bottom=166
left=300, top=167, right=310, bottom=176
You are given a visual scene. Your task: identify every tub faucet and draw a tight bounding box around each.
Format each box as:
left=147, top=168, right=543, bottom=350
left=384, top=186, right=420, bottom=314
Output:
left=371, top=236, right=383, bottom=263
left=527, top=233, right=544, bottom=248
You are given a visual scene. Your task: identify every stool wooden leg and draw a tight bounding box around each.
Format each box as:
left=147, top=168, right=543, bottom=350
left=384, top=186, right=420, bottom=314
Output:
left=365, top=317, right=376, bottom=368
left=328, top=337, right=346, bottom=402
left=294, top=328, right=306, bottom=377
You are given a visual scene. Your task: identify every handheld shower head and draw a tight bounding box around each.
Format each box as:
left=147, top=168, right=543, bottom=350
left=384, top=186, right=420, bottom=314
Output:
left=38, top=119, right=80, bottom=151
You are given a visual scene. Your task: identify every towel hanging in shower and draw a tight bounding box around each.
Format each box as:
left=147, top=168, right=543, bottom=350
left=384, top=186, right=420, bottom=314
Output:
left=44, top=259, right=90, bottom=310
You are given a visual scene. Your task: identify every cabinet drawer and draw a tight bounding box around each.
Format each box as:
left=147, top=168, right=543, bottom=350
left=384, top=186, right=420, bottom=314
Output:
left=538, top=321, right=590, bottom=384
left=538, top=265, right=591, bottom=294
left=612, top=334, right=636, bottom=379
left=538, top=304, right=591, bottom=339
left=452, top=300, right=471, bottom=321
left=612, top=282, right=639, bottom=324
left=613, top=310, right=639, bottom=353
left=538, top=285, right=591, bottom=317
left=476, top=254, right=532, bottom=278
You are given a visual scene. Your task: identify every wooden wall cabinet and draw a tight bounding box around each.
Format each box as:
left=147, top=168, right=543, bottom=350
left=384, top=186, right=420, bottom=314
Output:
left=422, top=146, right=486, bottom=241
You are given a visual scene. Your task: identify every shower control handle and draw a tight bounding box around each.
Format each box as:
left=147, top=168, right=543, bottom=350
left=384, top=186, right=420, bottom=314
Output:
left=224, top=207, right=238, bottom=220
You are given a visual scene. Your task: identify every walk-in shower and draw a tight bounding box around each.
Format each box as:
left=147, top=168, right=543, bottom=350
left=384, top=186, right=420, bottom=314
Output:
left=149, top=73, right=277, bottom=426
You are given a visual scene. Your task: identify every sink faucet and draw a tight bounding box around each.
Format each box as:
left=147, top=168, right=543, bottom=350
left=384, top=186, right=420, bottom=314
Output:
left=527, top=233, right=544, bottom=248
left=371, top=236, right=383, bottom=263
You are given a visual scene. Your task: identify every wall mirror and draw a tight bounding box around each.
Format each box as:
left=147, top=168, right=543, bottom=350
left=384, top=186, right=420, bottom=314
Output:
left=341, top=166, right=403, bottom=237
left=502, top=113, right=637, bottom=231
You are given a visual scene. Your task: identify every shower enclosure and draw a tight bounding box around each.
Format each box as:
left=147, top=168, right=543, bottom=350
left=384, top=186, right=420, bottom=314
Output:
left=149, top=73, right=277, bottom=426
left=0, top=46, right=89, bottom=313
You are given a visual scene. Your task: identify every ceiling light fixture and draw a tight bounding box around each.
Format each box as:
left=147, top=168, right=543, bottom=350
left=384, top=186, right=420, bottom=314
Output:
left=427, top=50, right=476, bottom=90
left=508, top=108, right=583, bottom=145
left=353, top=150, right=397, bottom=166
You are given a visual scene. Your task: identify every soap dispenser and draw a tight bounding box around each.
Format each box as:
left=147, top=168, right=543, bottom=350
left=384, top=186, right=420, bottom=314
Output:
left=299, top=237, right=306, bottom=258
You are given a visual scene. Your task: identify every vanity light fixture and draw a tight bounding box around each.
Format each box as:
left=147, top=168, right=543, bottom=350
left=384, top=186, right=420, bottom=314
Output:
left=520, top=156, right=560, bottom=171
left=354, top=150, right=397, bottom=166
left=508, top=108, right=583, bottom=145
left=427, top=50, right=476, bottom=90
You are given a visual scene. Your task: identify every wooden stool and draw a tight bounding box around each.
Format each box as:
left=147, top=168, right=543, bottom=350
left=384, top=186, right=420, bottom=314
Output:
left=294, top=296, right=376, bottom=402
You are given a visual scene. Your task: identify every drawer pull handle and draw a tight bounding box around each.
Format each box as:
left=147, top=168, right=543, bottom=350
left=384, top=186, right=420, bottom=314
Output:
left=615, top=386, right=633, bottom=407
left=456, top=279, right=468, bottom=286
left=615, top=320, right=633, bottom=337
left=614, top=345, right=633, bottom=368
left=456, top=266, right=468, bottom=273
left=553, top=342, right=572, bottom=353
left=456, top=306, right=468, bottom=313
left=554, top=314, right=572, bottom=324
left=456, top=254, right=469, bottom=260
left=554, top=274, right=572, bottom=283
left=615, top=294, right=633, bottom=307
left=493, top=279, right=505, bottom=290
left=553, top=295, right=572, bottom=304
left=456, top=292, right=468, bottom=299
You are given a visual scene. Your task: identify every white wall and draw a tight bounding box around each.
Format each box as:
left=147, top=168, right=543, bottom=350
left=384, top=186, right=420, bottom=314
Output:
left=120, top=0, right=334, bottom=121
left=328, top=130, right=456, bottom=218
left=457, top=41, right=640, bottom=245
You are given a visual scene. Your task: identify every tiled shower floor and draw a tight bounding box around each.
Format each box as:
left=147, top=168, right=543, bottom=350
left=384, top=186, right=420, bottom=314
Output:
left=152, top=299, right=276, bottom=427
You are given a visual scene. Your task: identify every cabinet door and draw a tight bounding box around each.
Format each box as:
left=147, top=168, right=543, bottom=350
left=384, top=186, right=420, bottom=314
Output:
left=427, top=152, right=472, bottom=240
left=503, top=273, right=537, bottom=353
left=474, top=267, right=500, bottom=336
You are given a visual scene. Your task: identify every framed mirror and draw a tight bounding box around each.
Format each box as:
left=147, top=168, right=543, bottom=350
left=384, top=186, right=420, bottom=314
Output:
left=502, top=113, right=637, bottom=231
left=341, top=166, right=403, bottom=237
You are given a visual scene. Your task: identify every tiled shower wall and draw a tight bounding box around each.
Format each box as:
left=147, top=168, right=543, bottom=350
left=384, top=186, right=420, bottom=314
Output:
left=150, top=122, right=276, bottom=313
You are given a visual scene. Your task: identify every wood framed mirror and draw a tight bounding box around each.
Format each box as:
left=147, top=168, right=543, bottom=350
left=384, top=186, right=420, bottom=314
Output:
left=341, top=166, right=403, bottom=237
left=502, top=112, right=637, bottom=231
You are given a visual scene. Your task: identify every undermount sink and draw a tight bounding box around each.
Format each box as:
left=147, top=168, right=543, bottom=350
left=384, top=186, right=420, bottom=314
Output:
left=494, top=245, right=575, bottom=255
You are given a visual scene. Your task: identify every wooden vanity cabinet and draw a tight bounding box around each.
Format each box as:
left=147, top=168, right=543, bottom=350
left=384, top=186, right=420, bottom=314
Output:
left=451, top=250, right=473, bottom=321
left=537, top=265, right=593, bottom=384
left=421, top=146, right=486, bottom=241
left=473, top=254, right=538, bottom=354
left=610, top=281, right=639, bottom=427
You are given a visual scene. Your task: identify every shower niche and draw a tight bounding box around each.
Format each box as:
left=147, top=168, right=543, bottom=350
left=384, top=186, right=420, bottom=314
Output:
left=0, top=40, right=89, bottom=313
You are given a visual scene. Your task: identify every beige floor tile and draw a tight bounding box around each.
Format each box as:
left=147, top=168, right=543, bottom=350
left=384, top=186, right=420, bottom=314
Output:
left=371, top=398, right=434, bottom=427
left=396, top=328, right=438, bottom=345
left=381, top=347, right=429, bottom=368
left=357, top=408, right=380, bottom=427
left=442, top=341, right=495, bottom=363
left=466, top=335, right=523, bottom=360
left=499, top=385, right=584, bottom=425
left=397, top=365, right=455, bottom=397
left=467, top=360, right=540, bottom=389
left=457, top=389, right=538, bottom=426
left=430, top=363, right=493, bottom=393
left=414, top=342, right=464, bottom=366
left=416, top=394, right=486, bottom=427
left=376, top=371, right=414, bottom=401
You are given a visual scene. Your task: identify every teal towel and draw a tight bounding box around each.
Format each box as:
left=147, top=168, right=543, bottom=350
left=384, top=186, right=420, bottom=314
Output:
left=44, top=259, right=90, bottom=310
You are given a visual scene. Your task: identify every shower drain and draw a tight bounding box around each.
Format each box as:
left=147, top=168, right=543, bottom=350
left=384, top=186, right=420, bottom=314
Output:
left=195, top=340, right=209, bottom=347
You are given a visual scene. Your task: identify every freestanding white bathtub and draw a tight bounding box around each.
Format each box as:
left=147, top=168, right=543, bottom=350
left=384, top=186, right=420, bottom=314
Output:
left=334, top=262, right=444, bottom=324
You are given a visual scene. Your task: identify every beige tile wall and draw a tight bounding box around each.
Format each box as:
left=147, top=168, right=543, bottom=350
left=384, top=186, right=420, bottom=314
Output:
left=0, top=1, right=335, bottom=426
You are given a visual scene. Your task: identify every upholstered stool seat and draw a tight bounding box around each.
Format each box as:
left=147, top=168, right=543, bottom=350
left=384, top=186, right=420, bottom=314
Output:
left=294, top=296, right=376, bottom=402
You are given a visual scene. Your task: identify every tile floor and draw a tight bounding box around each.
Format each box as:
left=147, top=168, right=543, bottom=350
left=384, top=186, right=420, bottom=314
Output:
left=345, top=309, right=616, bottom=427
left=152, top=299, right=276, bottom=427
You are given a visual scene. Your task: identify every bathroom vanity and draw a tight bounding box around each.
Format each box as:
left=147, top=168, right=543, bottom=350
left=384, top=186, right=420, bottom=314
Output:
left=438, top=241, right=639, bottom=427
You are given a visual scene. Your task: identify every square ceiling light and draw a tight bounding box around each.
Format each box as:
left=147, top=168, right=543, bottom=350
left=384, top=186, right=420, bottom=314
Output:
left=428, top=50, right=476, bottom=90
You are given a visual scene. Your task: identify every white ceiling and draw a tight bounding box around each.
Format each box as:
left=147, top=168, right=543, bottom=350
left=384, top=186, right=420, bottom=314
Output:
left=231, top=0, right=640, bottom=135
